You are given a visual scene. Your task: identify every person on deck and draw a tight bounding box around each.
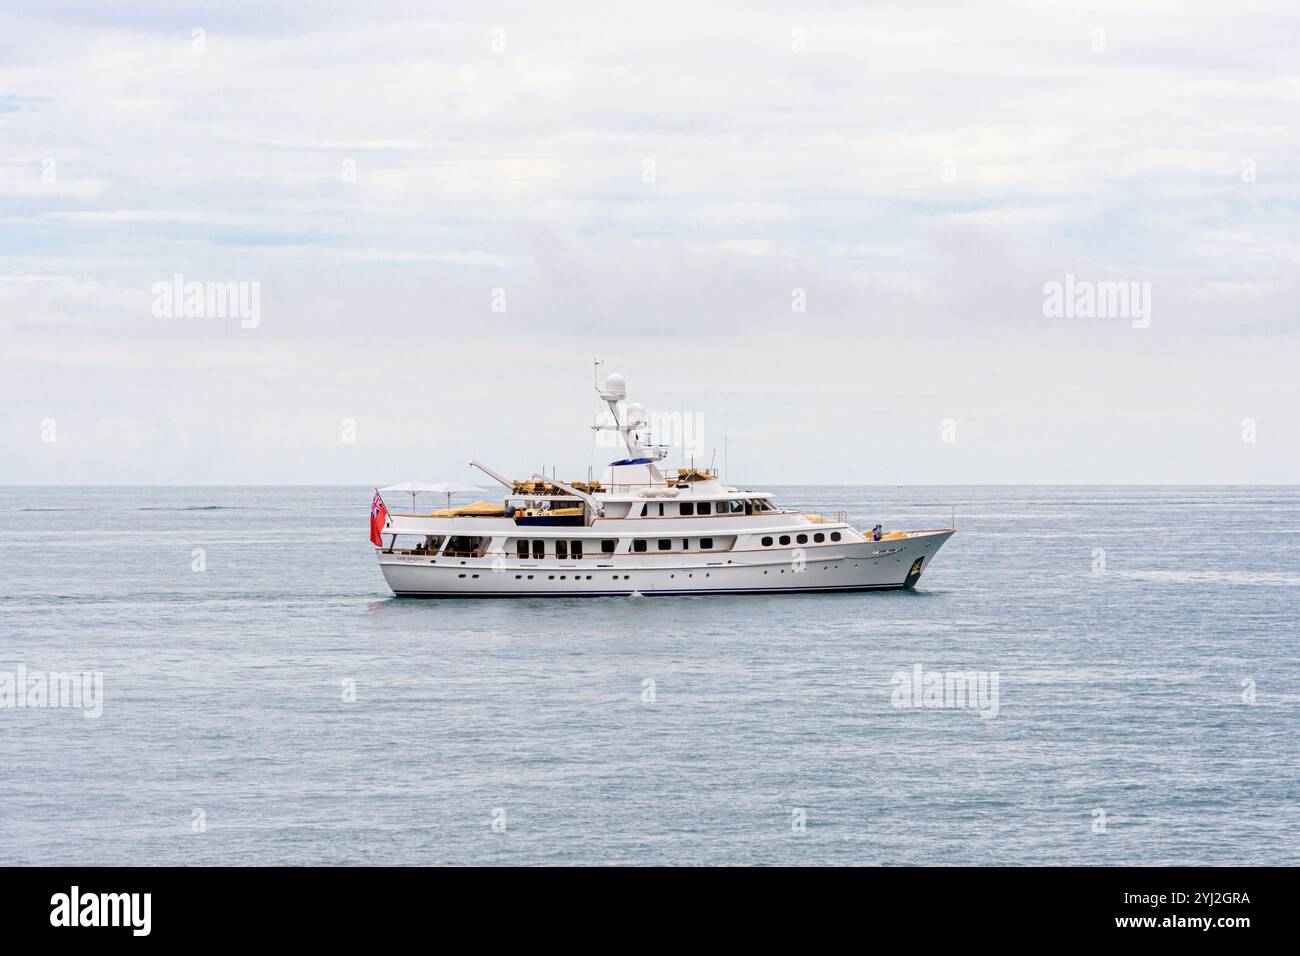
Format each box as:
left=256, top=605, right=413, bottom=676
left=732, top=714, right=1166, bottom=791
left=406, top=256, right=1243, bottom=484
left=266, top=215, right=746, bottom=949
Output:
left=872, top=524, right=883, bottom=541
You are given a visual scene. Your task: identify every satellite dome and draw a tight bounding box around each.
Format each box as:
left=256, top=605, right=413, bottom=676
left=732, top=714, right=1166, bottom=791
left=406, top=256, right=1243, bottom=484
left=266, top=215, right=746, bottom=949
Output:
left=625, top=402, right=647, bottom=425
left=599, top=372, right=626, bottom=402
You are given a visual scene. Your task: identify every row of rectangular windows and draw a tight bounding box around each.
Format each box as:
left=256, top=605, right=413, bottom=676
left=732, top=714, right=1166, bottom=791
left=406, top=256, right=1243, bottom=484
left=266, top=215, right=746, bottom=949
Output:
left=516, top=538, right=717, bottom=558
left=640, top=499, right=774, bottom=517
left=509, top=531, right=839, bottom=558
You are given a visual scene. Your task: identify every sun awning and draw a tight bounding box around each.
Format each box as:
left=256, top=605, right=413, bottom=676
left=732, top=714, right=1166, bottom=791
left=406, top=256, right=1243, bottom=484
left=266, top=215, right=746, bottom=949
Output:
left=378, top=481, right=490, bottom=512
left=378, top=481, right=485, bottom=495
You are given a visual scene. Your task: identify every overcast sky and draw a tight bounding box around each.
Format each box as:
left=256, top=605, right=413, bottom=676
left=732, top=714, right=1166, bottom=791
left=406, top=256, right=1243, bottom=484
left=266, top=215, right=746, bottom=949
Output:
left=2, top=1, right=1297, bottom=485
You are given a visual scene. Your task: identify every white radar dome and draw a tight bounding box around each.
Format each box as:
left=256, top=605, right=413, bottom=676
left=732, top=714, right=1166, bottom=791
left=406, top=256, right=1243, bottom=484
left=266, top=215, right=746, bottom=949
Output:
left=625, top=402, right=647, bottom=426
left=599, top=372, right=627, bottom=402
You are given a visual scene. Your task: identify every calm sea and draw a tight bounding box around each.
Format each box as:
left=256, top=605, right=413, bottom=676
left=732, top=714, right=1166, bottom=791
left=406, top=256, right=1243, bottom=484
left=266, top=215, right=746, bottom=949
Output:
left=1, top=485, right=1297, bottom=865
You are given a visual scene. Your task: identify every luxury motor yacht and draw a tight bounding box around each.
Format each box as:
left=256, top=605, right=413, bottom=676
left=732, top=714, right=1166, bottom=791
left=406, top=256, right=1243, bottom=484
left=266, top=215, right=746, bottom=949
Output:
left=372, top=373, right=954, bottom=597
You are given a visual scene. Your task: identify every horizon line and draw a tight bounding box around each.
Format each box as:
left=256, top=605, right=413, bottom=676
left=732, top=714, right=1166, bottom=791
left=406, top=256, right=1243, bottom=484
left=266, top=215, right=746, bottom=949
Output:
left=3, top=483, right=1298, bottom=490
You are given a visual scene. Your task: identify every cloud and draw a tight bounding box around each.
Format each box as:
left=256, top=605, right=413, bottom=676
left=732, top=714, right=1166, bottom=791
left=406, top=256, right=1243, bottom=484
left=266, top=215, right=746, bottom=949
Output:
left=1, top=1, right=1297, bottom=483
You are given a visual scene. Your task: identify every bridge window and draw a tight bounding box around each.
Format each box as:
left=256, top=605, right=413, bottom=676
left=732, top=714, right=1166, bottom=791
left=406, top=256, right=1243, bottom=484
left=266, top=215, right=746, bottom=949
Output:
left=633, top=539, right=647, bottom=553
left=679, top=502, right=695, bottom=516
left=556, top=540, right=568, bottom=560
left=601, top=539, right=616, bottom=554
left=658, top=539, right=671, bottom=551
left=698, top=502, right=712, bottom=516
left=571, top=540, right=583, bottom=559
left=700, top=537, right=714, bottom=549
left=516, top=540, right=528, bottom=559
left=532, top=539, right=544, bottom=559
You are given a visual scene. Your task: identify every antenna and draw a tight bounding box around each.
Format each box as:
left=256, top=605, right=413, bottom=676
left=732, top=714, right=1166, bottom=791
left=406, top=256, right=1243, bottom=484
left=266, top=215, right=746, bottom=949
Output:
left=680, top=397, right=686, bottom=474
left=592, top=357, right=604, bottom=390
left=722, top=397, right=728, bottom=483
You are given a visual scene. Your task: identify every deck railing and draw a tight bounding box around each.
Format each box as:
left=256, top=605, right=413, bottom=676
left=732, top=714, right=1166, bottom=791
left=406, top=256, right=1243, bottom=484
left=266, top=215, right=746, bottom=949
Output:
left=805, top=510, right=849, bottom=525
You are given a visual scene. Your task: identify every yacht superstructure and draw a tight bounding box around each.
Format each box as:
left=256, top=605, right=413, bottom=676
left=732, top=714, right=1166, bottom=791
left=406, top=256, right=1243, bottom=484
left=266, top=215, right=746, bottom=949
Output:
left=373, top=373, right=954, bottom=597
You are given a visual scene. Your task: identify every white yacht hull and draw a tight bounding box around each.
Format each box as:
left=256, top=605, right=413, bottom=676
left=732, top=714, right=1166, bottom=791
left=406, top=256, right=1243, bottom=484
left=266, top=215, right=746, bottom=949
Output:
left=378, top=530, right=953, bottom=598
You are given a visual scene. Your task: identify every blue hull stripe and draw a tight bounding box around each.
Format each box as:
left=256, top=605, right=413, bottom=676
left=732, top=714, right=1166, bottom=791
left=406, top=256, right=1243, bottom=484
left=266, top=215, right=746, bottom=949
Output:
left=392, top=582, right=912, bottom=599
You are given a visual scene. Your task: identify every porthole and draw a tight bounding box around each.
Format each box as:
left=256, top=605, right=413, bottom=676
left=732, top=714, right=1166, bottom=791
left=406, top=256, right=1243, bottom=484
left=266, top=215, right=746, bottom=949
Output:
left=830, top=532, right=842, bottom=542
left=779, top=535, right=791, bottom=545
left=761, top=536, right=773, bottom=547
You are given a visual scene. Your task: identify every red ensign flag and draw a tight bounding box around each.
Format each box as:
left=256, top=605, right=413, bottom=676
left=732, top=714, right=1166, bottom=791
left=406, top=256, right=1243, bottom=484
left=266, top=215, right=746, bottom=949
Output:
left=369, top=490, right=388, bottom=547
